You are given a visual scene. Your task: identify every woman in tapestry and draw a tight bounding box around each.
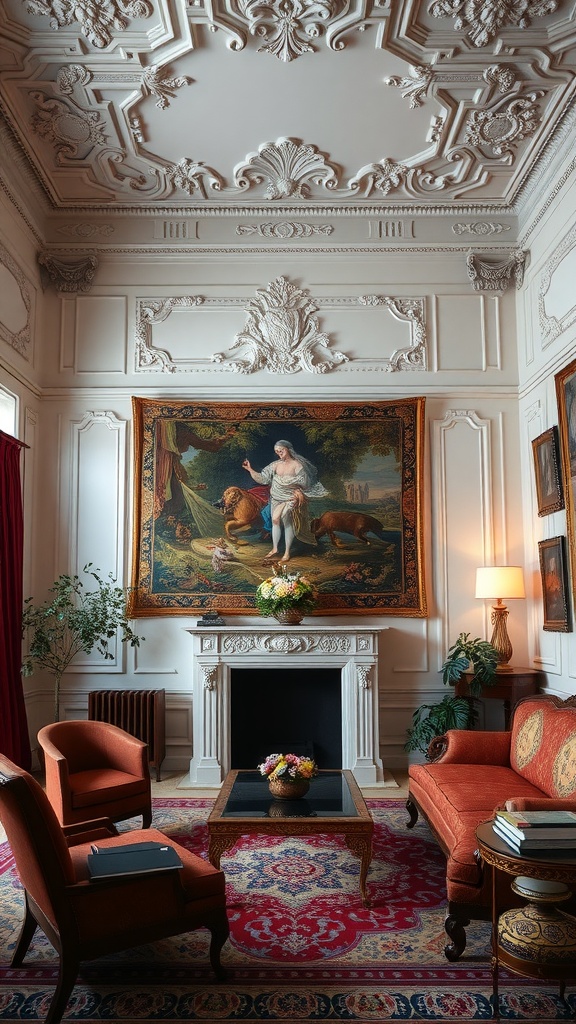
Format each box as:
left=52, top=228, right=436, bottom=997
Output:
left=242, top=439, right=328, bottom=562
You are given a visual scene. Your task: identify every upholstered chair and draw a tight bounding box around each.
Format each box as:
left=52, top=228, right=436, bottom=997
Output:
left=0, top=755, right=229, bottom=1024
left=37, top=720, right=152, bottom=827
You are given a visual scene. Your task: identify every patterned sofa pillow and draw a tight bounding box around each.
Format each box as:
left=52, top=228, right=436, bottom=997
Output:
left=510, top=699, right=576, bottom=798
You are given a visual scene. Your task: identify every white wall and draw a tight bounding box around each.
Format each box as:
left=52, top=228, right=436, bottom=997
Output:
left=2, top=179, right=574, bottom=774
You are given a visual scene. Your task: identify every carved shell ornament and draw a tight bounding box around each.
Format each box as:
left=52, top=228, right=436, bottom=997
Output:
left=212, top=276, right=348, bottom=374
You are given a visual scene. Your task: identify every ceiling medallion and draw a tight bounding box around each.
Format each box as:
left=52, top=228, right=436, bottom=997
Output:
left=25, top=0, right=153, bottom=48
left=212, top=276, right=349, bottom=374
left=428, top=0, right=560, bottom=48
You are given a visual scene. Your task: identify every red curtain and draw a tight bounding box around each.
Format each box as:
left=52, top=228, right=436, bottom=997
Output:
left=0, top=430, right=31, bottom=768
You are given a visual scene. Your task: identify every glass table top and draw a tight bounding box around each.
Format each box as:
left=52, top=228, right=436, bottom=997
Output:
left=219, top=770, right=361, bottom=819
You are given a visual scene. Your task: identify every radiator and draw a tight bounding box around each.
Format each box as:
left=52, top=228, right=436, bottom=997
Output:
left=88, top=689, right=166, bottom=782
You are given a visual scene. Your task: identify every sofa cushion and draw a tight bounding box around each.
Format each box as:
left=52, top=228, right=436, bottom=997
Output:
left=510, top=698, right=576, bottom=797
left=409, top=762, right=546, bottom=887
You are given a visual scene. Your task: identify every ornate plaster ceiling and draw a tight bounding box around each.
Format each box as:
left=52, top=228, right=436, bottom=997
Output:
left=1, top=0, right=575, bottom=242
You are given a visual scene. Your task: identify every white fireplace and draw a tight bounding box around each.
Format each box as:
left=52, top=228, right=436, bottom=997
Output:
left=182, top=623, right=387, bottom=788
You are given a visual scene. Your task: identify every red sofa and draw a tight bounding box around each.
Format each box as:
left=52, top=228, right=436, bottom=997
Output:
left=406, top=693, right=576, bottom=960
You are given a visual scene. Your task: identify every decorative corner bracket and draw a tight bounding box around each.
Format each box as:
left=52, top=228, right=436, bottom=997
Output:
left=37, top=252, right=98, bottom=293
left=466, top=249, right=527, bottom=293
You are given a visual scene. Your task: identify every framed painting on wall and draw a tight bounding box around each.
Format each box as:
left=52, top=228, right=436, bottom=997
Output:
left=128, top=398, right=426, bottom=618
left=538, top=536, right=572, bottom=632
left=531, top=426, right=564, bottom=516
left=555, top=356, right=576, bottom=605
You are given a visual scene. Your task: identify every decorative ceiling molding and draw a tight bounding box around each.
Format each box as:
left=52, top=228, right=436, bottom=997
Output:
left=37, top=252, right=98, bottom=292
left=2, top=0, right=575, bottom=237
left=189, top=0, right=391, bottom=61
left=428, top=0, right=561, bottom=48
left=212, top=277, right=349, bottom=374
left=25, top=0, right=154, bottom=48
left=466, top=249, right=527, bottom=291
left=452, top=222, right=511, bottom=235
left=236, top=222, right=334, bottom=237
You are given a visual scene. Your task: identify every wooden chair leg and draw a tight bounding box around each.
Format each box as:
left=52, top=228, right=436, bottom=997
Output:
left=11, top=896, right=38, bottom=966
left=45, top=954, right=80, bottom=1024
left=142, top=808, right=152, bottom=828
left=208, top=915, right=230, bottom=980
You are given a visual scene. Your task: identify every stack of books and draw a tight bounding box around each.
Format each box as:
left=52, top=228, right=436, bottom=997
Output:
left=492, top=809, right=576, bottom=854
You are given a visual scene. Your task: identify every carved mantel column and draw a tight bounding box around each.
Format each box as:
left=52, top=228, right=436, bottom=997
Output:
left=184, top=624, right=387, bottom=788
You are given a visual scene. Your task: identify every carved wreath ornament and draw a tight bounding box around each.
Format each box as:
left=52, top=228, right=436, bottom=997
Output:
left=212, top=276, right=348, bottom=374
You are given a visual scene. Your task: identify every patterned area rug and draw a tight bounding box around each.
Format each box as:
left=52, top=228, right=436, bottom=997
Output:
left=1, top=797, right=574, bottom=1022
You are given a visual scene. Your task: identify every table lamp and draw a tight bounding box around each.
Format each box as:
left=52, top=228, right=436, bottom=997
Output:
left=475, top=566, right=526, bottom=671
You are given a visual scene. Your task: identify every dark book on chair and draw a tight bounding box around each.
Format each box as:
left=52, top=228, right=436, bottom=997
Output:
left=88, top=841, right=183, bottom=880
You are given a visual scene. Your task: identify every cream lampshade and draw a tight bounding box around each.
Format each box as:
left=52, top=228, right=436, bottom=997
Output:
left=475, top=566, right=526, bottom=672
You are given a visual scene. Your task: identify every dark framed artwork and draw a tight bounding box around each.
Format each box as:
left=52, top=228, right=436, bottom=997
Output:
left=538, top=536, right=572, bottom=632
left=129, top=398, right=426, bottom=618
left=555, top=356, right=576, bottom=605
left=531, top=426, right=564, bottom=516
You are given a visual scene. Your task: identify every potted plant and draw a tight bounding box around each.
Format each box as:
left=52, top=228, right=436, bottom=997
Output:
left=405, top=632, right=498, bottom=758
left=255, top=565, right=317, bottom=624
left=22, top=564, right=145, bottom=722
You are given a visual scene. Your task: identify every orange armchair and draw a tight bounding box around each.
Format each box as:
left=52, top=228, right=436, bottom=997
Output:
left=37, top=720, right=152, bottom=827
left=0, top=755, right=229, bottom=1024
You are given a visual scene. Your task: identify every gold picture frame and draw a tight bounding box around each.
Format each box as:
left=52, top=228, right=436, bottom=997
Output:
left=129, top=398, right=426, bottom=617
left=555, top=356, right=576, bottom=606
left=532, top=426, right=564, bottom=517
left=538, top=536, right=572, bottom=632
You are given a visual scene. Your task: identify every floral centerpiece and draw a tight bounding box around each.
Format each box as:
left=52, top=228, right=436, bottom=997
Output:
left=255, top=567, right=317, bottom=623
left=258, top=752, right=319, bottom=800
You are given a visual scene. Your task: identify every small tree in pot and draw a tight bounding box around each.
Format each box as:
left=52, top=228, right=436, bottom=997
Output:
left=405, top=632, right=498, bottom=758
left=22, top=564, right=144, bottom=722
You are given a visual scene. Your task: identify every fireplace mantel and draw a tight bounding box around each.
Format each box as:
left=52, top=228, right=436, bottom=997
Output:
left=182, top=623, right=388, bottom=789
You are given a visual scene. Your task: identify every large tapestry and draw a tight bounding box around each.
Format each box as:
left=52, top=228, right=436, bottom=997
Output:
left=129, top=398, right=426, bottom=617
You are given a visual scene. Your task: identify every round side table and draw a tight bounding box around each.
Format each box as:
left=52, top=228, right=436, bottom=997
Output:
left=475, top=822, right=576, bottom=1020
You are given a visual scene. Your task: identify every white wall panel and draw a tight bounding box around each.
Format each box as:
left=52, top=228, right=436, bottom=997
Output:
left=75, top=296, right=127, bottom=373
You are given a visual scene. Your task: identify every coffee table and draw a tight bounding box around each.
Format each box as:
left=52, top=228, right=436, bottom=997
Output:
left=207, top=769, right=374, bottom=906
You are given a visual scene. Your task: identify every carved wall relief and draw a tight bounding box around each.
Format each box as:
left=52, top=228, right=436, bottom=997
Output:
left=134, top=280, right=428, bottom=374
left=0, top=246, right=33, bottom=356
left=538, top=223, right=576, bottom=345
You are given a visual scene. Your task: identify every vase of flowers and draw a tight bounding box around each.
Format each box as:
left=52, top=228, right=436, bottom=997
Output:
left=255, top=567, right=317, bottom=624
left=258, top=752, right=319, bottom=800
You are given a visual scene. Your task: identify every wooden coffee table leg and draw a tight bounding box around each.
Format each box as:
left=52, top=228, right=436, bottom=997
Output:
left=344, top=833, right=373, bottom=907
left=208, top=833, right=239, bottom=869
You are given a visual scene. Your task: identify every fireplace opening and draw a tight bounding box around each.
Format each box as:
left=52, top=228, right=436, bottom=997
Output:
left=230, top=668, right=342, bottom=770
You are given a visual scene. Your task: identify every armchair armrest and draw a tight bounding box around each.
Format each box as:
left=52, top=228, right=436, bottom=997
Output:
left=430, top=729, right=511, bottom=765
left=64, top=818, right=119, bottom=847
left=105, top=731, right=150, bottom=778
left=504, top=797, right=576, bottom=812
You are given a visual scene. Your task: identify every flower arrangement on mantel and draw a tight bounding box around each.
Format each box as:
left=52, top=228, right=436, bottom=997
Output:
left=254, top=566, right=317, bottom=619
left=258, top=753, right=319, bottom=783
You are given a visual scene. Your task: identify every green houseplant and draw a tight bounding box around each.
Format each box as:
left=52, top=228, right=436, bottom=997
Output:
left=22, top=564, right=144, bottom=722
left=405, top=632, right=499, bottom=758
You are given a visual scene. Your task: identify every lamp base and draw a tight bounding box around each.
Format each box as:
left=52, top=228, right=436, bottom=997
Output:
left=490, top=602, right=513, bottom=671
